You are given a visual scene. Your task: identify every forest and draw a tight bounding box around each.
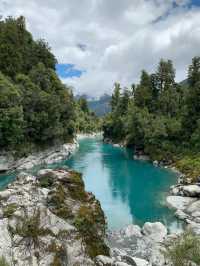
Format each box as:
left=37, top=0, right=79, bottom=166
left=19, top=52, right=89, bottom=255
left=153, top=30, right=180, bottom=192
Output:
left=103, top=56, right=200, bottom=176
left=0, top=16, right=98, bottom=155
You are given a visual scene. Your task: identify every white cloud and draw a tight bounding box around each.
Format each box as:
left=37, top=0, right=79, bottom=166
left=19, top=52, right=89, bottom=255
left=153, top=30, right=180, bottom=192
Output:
left=1, top=0, right=200, bottom=96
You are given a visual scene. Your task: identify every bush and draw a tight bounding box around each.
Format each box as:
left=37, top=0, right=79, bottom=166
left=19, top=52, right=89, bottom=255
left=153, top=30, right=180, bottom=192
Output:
left=74, top=205, right=109, bottom=258
left=164, top=231, right=200, bottom=266
left=175, top=155, right=200, bottom=182
left=15, top=209, right=50, bottom=247
left=3, top=203, right=17, bottom=218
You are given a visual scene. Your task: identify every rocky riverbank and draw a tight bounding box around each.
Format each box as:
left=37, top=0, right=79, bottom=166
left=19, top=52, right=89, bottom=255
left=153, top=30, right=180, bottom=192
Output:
left=0, top=142, right=78, bottom=173
left=77, top=132, right=102, bottom=140
left=97, top=222, right=179, bottom=266
left=166, top=180, right=200, bottom=234
left=0, top=168, right=109, bottom=265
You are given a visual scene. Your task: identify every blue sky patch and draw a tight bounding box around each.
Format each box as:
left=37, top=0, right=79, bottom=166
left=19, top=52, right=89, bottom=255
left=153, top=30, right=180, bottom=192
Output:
left=56, top=64, right=84, bottom=78
left=189, top=0, right=200, bottom=7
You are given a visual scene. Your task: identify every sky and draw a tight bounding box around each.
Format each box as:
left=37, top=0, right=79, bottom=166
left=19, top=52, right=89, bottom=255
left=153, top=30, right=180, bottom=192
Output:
left=1, top=0, right=200, bottom=97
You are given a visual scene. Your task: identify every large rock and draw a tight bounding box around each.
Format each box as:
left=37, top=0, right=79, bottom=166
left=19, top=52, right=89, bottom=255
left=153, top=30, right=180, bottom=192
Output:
left=108, top=222, right=168, bottom=266
left=132, top=257, right=150, bottom=266
left=185, top=200, right=200, bottom=215
left=95, top=255, right=115, bottom=265
left=166, top=196, right=196, bottom=211
left=0, top=219, right=12, bottom=264
left=0, top=155, right=14, bottom=172
left=182, top=185, right=200, bottom=197
left=142, top=222, right=167, bottom=242
left=123, top=224, right=142, bottom=238
left=187, top=221, right=200, bottom=235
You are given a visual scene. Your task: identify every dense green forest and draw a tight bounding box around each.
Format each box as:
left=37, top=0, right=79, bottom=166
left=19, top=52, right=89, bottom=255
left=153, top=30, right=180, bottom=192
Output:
left=0, top=16, right=98, bottom=155
left=103, top=57, right=200, bottom=176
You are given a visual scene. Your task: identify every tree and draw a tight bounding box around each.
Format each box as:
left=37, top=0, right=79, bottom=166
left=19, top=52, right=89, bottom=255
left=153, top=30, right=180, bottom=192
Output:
left=156, top=59, right=175, bottom=91
left=0, top=73, right=24, bottom=149
left=183, top=57, right=200, bottom=136
left=111, top=83, right=121, bottom=112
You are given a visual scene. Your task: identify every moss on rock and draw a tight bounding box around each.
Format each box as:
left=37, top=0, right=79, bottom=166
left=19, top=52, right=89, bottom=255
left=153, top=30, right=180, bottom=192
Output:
left=74, top=205, right=109, bottom=258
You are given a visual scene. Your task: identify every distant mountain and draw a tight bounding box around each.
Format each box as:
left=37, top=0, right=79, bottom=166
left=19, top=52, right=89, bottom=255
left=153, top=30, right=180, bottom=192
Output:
left=88, top=94, right=111, bottom=116
left=179, top=79, right=189, bottom=88
left=75, top=93, right=111, bottom=116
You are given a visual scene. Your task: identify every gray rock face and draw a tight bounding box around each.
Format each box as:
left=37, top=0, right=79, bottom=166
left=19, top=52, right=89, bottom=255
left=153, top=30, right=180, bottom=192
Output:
left=167, top=185, right=200, bottom=234
left=0, top=169, right=108, bottom=266
left=182, top=185, right=200, bottom=197
left=108, top=222, right=169, bottom=266
left=170, top=184, right=200, bottom=197
left=166, top=196, right=196, bottom=210
left=133, top=155, right=150, bottom=161
left=0, top=155, right=14, bottom=172
left=0, top=142, right=78, bottom=172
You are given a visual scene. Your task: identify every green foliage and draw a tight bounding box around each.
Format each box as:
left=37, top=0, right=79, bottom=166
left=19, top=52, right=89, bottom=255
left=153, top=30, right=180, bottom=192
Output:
left=67, top=172, right=87, bottom=201
left=0, top=73, right=24, bottom=149
left=47, top=182, right=73, bottom=220
left=74, top=205, right=109, bottom=258
left=3, top=203, right=17, bottom=218
left=0, top=17, right=76, bottom=153
left=15, top=209, right=50, bottom=247
left=175, top=155, right=200, bottom=182
left=39, top=173, right=54, bottom=188
left=103, top=57, right=200, bottom=174
left=75, top=97, right=100, bottom=133
left=164, top=231, right=200, bottom=266
left=0, top=257, right=9, bottom=266
left=48, top=241, right=68, bottom=266
left=0, top=16, right=56, bottom=79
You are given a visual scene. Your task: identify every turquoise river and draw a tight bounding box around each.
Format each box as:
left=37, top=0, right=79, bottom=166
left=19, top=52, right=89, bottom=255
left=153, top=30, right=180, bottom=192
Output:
left=0, top=137, right=182, bottom=231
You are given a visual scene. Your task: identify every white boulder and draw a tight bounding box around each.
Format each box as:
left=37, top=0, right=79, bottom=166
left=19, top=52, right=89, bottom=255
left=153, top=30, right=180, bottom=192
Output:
left=182, top=185, right=200, bottom=197
left=142, top=222, right=167, bottom=242
left=123, top=224, right=142, bottom=238
left=96, top=255, right=115, bottom=265
left=166, top=196, right=196, bottom=211
left=132, top=257, right=150, bottom=266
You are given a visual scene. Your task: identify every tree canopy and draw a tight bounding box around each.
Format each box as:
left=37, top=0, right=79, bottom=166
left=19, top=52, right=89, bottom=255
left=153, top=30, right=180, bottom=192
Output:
left=0, top=17, right=77, bottom=154
left=103, top=57, right=200, bottom=161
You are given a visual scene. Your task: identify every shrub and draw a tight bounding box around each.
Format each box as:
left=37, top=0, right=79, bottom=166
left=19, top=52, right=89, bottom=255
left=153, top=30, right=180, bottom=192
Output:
left=47, top=184, right=73, bottom=220
left=74, top=205, right=109, bottom=258
left=39, top=172, right=55, bottom=188
left=175, top=155, right=200, bottom=182
left=164, top=231, right=200, bottom=266
left=15, top=209, right=50, bottom=247
left=48, top=241, right=67, bottom=266
left=3, top=203, right=17, bottom=217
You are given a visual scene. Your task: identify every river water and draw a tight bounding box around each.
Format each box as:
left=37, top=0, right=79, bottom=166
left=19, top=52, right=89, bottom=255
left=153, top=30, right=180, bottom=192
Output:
left=0, top=137, right=182, bottom=231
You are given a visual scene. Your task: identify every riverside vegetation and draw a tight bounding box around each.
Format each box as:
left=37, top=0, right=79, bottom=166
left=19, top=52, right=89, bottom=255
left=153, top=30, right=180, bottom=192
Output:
left=102, top=53, right=200, bottom=265
left=103, top=57, right=200, bottom=182
left=0, top=16, right=100, bottom=157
